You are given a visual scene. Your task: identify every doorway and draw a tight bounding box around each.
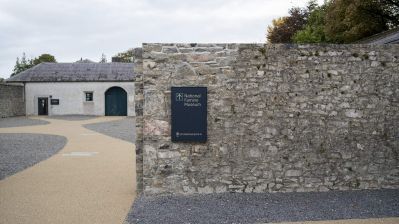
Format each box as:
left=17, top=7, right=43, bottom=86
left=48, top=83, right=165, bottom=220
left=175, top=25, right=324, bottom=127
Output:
left=105, top=87, right=127, bottom=116
left=38, top=97, right=48, bottom=115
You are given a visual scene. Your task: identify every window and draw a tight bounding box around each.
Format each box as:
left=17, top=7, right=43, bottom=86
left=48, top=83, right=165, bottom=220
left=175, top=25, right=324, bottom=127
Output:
left=85, top=92, right=93, bottom=101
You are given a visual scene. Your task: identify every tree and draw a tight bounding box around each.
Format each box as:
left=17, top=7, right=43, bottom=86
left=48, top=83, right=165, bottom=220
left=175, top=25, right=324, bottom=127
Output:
left=267, top=0, right=398, bottom=44
left=370, top=0, right=399, bottom=28
left=99, top=53, right=107, bottom=63
left=267, top=7, right=309, bottom=43
left=266, top=1, right=319, bottom=43
left=112, top=49, right=134, bottom=62
left=33, top=54, right=56, bottom=65
left=324, top=0, right=391, bottom=43
left=293, top=4, right=329, bottom=43
left=11, top=53, right=33, bottom=76
left=11, top=53, right=57, bottom=77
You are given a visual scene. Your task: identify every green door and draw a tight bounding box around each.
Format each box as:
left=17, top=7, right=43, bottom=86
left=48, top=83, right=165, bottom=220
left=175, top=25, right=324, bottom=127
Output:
left=105, top=87, right=127, bottom=116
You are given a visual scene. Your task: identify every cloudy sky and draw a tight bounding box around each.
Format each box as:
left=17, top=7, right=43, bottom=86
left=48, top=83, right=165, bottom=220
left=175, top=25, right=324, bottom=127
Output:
left=0, top=0, right=322, bottom=79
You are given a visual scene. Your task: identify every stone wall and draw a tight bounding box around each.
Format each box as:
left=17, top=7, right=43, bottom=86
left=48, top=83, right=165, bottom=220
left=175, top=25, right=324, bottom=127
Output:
left=138, top=43, right=399, bottom=194
left=133, top=48, right=144, bottom=192
left=0, top=83, right=25, bottom=117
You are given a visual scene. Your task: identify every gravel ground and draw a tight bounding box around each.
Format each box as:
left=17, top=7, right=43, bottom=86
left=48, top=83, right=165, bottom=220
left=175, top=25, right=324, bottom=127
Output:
left=126, top=189, right=399, bottom=224
left=0, top=133, right=67, bottom=180
left=47, top=115, right=97, bottom=121
left=0, top=117, right=49, bottom=128
left=83, top=117, right=135, bottom=143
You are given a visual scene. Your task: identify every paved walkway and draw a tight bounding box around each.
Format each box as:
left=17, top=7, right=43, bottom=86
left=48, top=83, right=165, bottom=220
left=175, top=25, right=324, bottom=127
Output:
left=0, top=116, right=136, bottom=224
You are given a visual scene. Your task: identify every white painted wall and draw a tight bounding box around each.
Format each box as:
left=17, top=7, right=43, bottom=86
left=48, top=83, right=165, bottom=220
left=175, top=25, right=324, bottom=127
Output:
left=25, top=82, right=135, bottom=116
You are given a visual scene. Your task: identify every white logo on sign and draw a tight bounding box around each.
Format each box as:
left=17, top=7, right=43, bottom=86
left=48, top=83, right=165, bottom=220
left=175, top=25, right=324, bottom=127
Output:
left=176, top=93, right=184, bottom=101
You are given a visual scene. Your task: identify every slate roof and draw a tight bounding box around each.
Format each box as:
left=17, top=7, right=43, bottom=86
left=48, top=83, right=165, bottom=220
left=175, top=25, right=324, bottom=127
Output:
left=355, top=27, right=399, bottom=44
left=7, top=62, right=135, bottom=82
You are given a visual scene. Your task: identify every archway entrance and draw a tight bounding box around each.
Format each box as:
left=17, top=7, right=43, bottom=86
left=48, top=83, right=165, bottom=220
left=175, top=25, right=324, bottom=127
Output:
left=105, top=87, right=127, bottom=116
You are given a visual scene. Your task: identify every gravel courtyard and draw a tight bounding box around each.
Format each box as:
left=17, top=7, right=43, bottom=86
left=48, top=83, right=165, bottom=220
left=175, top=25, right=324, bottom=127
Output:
left=0, top=133, right=67, bottom=180
left=83, top=117, right=135, bottom=143
left=0, top=117, right=49, bottom=128
left=126, top=189, right=399, bottom=224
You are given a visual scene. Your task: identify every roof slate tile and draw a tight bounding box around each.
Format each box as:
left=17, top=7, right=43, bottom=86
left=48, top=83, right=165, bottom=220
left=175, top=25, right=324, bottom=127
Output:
left=7, top=62, right=135, bottom=82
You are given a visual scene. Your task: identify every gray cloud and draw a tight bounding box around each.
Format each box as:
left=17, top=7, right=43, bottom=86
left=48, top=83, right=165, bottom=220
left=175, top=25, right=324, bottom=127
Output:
left=0, top=0, right=317, bottom=78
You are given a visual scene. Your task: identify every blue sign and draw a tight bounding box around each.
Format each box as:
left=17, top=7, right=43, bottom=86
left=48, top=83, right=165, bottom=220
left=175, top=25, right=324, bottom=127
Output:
left=171, top=87, right=207, bottom=142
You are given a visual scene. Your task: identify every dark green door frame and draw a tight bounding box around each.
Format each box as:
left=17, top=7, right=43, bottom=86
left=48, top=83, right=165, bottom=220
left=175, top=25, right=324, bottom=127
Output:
left=105, top=86, right=127, bottom=116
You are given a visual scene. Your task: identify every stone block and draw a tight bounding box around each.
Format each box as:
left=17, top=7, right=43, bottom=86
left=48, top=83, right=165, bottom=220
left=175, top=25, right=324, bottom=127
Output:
left=144, top=119, right=169, bottom=136
left=158, top=151, right=181, bottom=159
left=345, top=109, right=363, bottom=118
left=285, top=170, right=302, bottom=177
left=198, top=186, right=214, bottom=194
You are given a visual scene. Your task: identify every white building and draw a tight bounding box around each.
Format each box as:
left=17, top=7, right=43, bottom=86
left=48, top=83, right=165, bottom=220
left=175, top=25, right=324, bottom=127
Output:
left=7, top=62, right=135, bottom=116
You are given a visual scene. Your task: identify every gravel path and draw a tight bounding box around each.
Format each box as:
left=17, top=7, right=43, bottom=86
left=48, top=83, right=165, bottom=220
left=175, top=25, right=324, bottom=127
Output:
left=0, top=133, right=67, bottom=180
left=83, top=117, right=135, bottom=143
left=47, top=115, right=97, bottom=121
left=0, top=117, right=49, bottom=128
left=126, top=189, right=399, bottom=224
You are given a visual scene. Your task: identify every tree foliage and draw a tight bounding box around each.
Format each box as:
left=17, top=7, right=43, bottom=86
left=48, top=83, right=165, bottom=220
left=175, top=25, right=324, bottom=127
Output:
left=267, top=0, right=399, bottom=44
left=12, top=53, right=32, bottom=76
left=293, top=4, right=328, bottom=43
left=33, top=54, right=56, bottom=65
left=266, top=7, right=309, bottom=43
left=112, top=49, right=134, bottom=62
left=324, top=0, right=389, bottom=43
left=372, top=0, right=399, bottom=28
left=99, top=53, right=107, bottom=63
left=11, top=53, right=56, bottom=77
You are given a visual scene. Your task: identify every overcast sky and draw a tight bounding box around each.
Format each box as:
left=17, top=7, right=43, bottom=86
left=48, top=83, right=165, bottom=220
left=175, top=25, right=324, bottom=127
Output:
left=0, top=0, right=322, bottom=79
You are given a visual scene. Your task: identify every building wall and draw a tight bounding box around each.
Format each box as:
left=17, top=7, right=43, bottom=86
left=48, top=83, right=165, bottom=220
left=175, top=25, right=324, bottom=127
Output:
left=139, top=43, right=399, bottom=194
left=25, top=82, right=135, bottom=116
left=0, top=83, right=25, bottom=117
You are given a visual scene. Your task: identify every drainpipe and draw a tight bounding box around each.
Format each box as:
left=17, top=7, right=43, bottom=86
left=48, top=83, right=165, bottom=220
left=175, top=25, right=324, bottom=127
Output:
left=23, top=82, right=26, bottom=117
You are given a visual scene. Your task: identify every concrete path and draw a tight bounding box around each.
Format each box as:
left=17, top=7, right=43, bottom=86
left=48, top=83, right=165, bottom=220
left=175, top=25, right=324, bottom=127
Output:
left=0, top=116, right=136, bottom=224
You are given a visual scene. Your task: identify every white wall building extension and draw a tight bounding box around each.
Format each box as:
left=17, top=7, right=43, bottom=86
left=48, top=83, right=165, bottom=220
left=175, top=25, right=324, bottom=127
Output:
left=25, top=82, right=135, bottom=116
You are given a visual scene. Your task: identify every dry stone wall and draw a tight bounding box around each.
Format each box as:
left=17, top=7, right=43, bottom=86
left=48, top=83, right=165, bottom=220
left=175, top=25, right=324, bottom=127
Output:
left=0, top=83, right=25, bottom=117
left=131, top=48, right=145, bottom=192
left=138, top=43, right=399, bottom=194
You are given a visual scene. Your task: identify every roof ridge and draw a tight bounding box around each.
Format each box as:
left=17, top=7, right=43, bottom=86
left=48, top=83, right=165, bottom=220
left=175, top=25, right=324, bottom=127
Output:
left=355, top=26, right=399, bottom=44
left=41, top=62, right=134, bottom=65
left=6, top=62, right=135, bottom=83
left=7, top=63, right=43, bottom=80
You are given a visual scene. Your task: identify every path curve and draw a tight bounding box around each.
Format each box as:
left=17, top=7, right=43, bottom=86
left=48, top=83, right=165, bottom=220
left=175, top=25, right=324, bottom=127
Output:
left=0, top=116, right=136, bottom=224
